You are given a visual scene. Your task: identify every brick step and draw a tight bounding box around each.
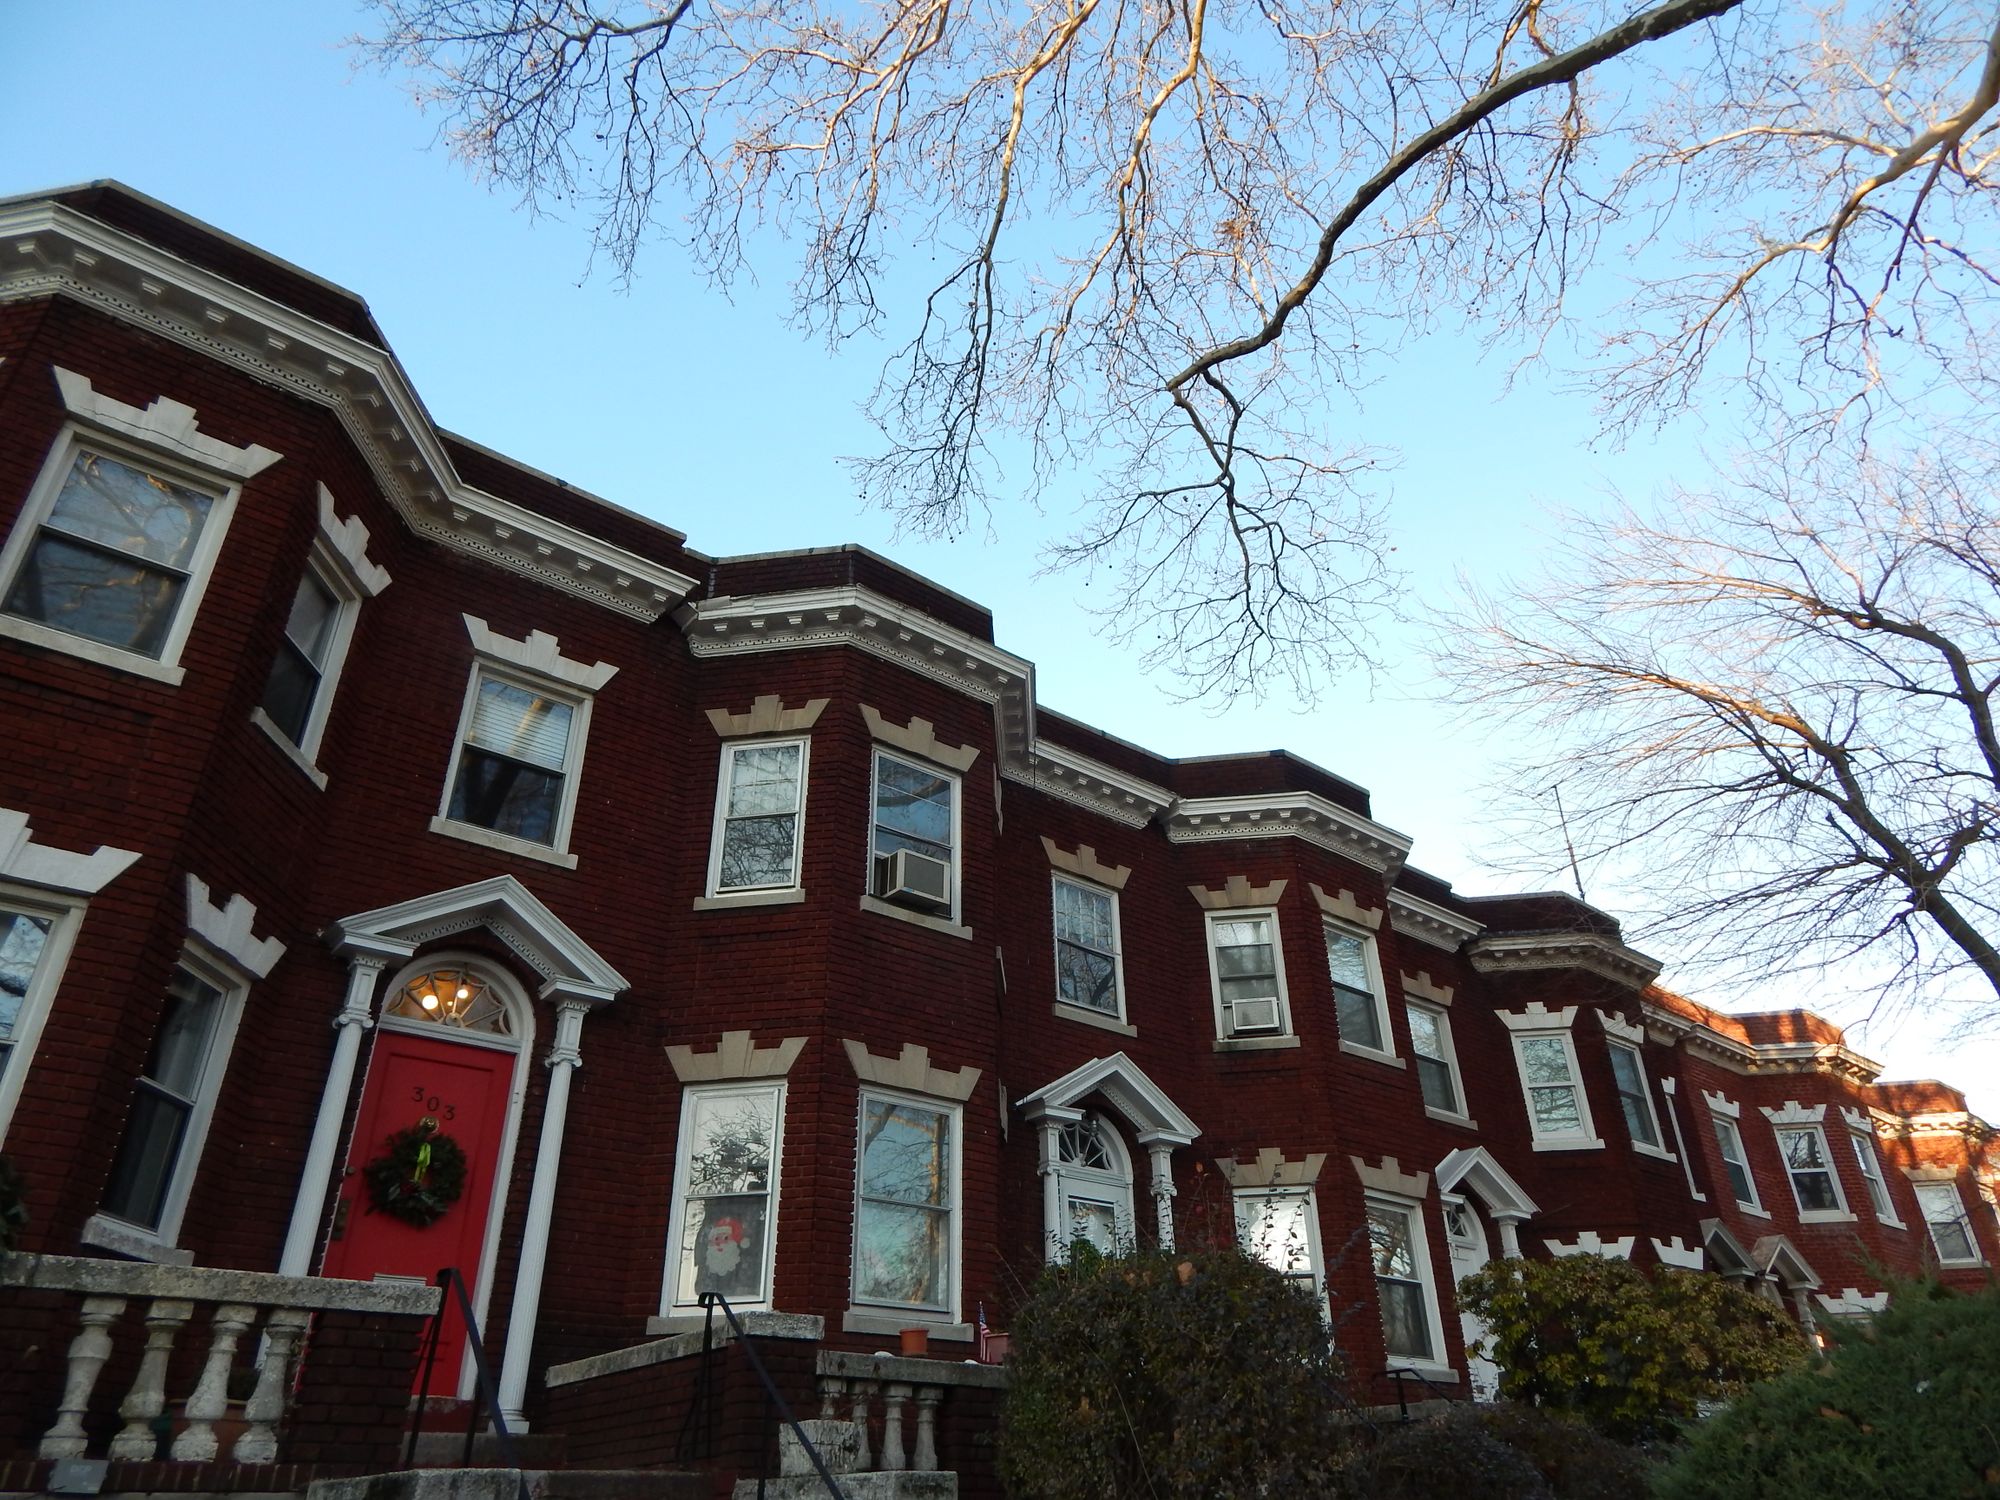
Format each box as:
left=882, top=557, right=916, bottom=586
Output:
left=309, top=1469, right=707, bottom=1500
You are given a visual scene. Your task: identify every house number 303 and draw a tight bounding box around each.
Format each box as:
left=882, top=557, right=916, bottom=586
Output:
left=410, top=1084, right=458, bottom=1120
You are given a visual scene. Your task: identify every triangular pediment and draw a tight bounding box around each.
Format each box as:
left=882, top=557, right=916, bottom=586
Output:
left=1435, top=1146, right=1541, bottom=1221
left=1016, top=1052, right=1199, bottom=1146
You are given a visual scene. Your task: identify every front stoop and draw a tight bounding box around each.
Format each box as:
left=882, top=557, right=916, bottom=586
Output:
left=308, top=1469, right=706, bottom=1500
left=728, top=1418, right=957, bottom=1499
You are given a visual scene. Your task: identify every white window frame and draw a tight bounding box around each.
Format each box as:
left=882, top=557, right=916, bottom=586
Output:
left=1323, top=920, right=1396, bottom=1063
left=1710, top=1110, right=1767, bottom=1214
left=1051, top=874, right=1126, bottom=1025
left=704, top=737, right=810, bottom=897
left=1364, top=1192, right=1451, bottom=1378
left=1774, top=1124, right=1851, bottom=1222
left=433, top=662, right=593, bottom=868
left=851, top=1086, right=962, bottom=1322
left=1605, top=1040, right=1672, bottom=1160
left=1914, top=1180, right=1983, bottom=1266
left=1508, top=1029, right=1602, bottom=1151
left=660, top=1081, right=787, bottom=1316
left=1848, top=1130, right=1901, bottom=1227
left=865, top=748, right=964, bottom=928
left=0, top=426, right=245, bottom=686
left=1234, top=1185, right=1330, bottom=1319
left=0, top=883, right=88, bottom=1147
left=87, top=945, right=248, bottom=1256
left=1406, top=1000, right=1471, bottom=1125
left=1204, top=908, right=1293, bottom=1043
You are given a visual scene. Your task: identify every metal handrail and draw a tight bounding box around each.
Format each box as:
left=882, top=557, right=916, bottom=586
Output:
left=404, top=1266, right=527, bottom=1498
left=699, top=1290, right=845, bottom=1499
left=1384, top=1363, right=1459, bottom=1422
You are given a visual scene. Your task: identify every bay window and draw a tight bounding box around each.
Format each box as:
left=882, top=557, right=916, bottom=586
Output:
left=1366, top=1196, right=1443, bottom=1367
left=1775, top=1125, right=1848, bottom=1217
left=663, top=1083, right=785, bottom=1312
left=1606, top=1041, right=1665, bottom=1152
left=853, top=1091, right=959, bottom=1316
left=1915, top=1181, right=1980, bottom=1265
left=1511, top=1032, right=1599, bottom=1148
left=708, top=739, right=808, bottom=894
left=1406, top=1002, right=1465, bottom=1118
left=1324, top=923, right=1392, bottom=1057
left=1711, top=1113, right=1762, bottom=1209
left=1053, top=875, right=1123, bottom=1019
left=1207, top=911, right=1290, bottom=1039
left=1235, top=1187, right=1328, bottom=1315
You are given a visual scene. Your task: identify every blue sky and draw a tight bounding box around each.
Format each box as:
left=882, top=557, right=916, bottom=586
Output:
left=6, top=2, right=1990, bottom=1110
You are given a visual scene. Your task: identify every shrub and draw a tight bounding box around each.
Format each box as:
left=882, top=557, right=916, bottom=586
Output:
left=1457, top=1254, right=1804, bottom=1440
left=1655, top=1281, right=2000, bottom=1500
left=1335, top=1406, right=1656, bottom=1500
left=997, top=1247, right=1352, bottom=1498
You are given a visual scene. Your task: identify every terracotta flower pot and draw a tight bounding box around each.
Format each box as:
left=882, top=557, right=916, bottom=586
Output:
left=898, top=1327, right=930, bottom=1357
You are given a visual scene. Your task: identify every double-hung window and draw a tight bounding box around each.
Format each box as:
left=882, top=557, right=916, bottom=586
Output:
left=1053, top=876, right=1123, bottom=1019
left=869, top=751, right=959, bottom=920
left=1406, top=1003, right=1465, bottom=1118
left=1775, top=1126, right=1847, bottom=1216
left=1915, top=1181, right=1980, bottom=1265
left=1324, top=924, right=1392, bottom=1057
left=1849, top=1131, right=1898, bottom=1223
left=1510, top=1031, right=1598, bottom=1148
left=1711, top=1114, right=1762, bottom=1209
left=98, top=958, right=245, bottom=1246
left=0, top=891, right=86, bottom=1146
left=0, top=906, right=55, bottom=1088
left=1605, top=1041, right=1665, bottom=1152
left=1206, top=911, right=1289, bottom=1039
left=1235, top=1188, right=1328, bottom=1316
left=1366, top=1197, right=1443, bottom=1367
left=853, top=1090, right=959, bottom=1317
left=663, top=1083, right=785, bottom=1312
left=708, top=740, right=808, bottom=894
left=260, top=567, right=342, bottom=746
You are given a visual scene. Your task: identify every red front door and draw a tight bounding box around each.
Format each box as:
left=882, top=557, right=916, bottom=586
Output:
left=323, top=1027, right=517, bottom=1392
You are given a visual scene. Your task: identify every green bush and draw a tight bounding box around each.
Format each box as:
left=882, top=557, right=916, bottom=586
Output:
left=1335, top=1406, right=1656, bottom=1500
left=997, top=1247, right=1352, bottom=1498
left=1655, top=1281, right=2000, bottom=1500
left=1457, top=1255, right=1805, bottom=1440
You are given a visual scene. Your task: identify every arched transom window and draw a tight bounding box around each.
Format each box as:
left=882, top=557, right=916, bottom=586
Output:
left=383, top=966, right=514, bottom=1037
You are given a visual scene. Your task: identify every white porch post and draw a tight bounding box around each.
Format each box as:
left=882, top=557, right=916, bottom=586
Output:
left=496, top=997, right=592, bottom=1425
left=279, top=950, right=398, bottom=1276
left=1495, top=1215, right=1525, bottom=1260
left=1037, top=1120, right=1064, bottom=1262
left=1145, top=1141, right=1178, bottom=1249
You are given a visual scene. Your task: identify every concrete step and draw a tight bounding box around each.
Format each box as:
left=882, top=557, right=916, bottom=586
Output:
left=309, top=1468, right=706, bottom=1500
left=731, top=1474, right=957, bottom=1500
left=779, top=1419, right=864, bottom=1476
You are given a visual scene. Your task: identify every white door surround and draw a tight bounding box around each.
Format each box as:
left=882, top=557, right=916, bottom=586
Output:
left=1017, top=1052, right=1200, bottom=1253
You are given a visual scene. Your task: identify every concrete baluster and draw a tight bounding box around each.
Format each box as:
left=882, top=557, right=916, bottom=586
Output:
left=171, top=1302, right=256, bottom=1460
left=849, top=1378, right=873, bottom=1469
left=233, top=1307, right=313, bottom=1463
left=39, top=1296, right=127, bottom=1459
left=108, top=1298, right=193, bottom=1459
left=818, top=1373, right=845, bottom=1419
left=880, top=1382, right=911, bottom=1471
left=913, top=1384, right=943, bottom=1472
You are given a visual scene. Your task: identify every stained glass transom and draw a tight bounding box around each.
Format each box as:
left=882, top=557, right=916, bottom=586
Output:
left=384, top=967, right=514, bottom=1035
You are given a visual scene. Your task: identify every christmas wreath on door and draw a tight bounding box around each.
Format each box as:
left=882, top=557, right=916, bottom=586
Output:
left=363, top=1118, right=469, bottom=1228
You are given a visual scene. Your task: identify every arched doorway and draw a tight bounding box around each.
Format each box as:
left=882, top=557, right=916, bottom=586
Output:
left=320, top=955, right=531, bottom=1395
left=1050, top=1113, right=1136, bottom=1256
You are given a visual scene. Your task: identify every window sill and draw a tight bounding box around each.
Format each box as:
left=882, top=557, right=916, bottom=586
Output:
left=694, top=887, right=806, bottom=911
left=428, top=815, right=579, bottom=869
left=1529, top=1136, right=1606, bottom=1153
left=1385, top=1361, right=1460, bottom=1385
left=1797, top=1209, right=1857, bottom=1224
left=1339, top=1040, right=1405, bottom=1069
left=646, top=1309, right=824, bottom=1340
left=1630, top=1141, right=1678, bottom=1163
left=0, top=614, right=187, bottom=685
left=842, top=1310, right=974, bottom=1342
left=1425, top=1107, right=1480, bottom=1131
left=1878, top=1217, right=1906, bottom=1231
left=1213, top=1035, right=1301, bottom=1053
left=249, top=707, right=329, bottom=789
left=1735, top=1202, right=1772, bottom=1219
left=80, top=1213, right=194, bottom=1266
left=859, top=893, right=972, bottom=940
left=1935, top=1256, right=1989, bottom=1269
left=1052, top=1002, right=1136, bottom=1036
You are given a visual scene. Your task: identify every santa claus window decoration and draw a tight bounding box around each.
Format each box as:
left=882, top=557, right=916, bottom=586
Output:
left=665, top=1083, right=783, bottom=1310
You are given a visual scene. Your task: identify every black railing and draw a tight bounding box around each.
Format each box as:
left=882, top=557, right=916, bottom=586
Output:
left=404, top=1265, right=526, bottom=1493
left=1385, top=1363, right=1459, bottom=1422
left=687, top=1291, right=845, bottom=1499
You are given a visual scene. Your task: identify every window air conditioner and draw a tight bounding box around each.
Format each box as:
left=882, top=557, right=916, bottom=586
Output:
left=1229, top=996, right=1281, bottom=1033
left=877, top=849, right=952, bottom=910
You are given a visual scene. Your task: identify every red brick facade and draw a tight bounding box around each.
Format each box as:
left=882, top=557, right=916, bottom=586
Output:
left=0, top=184, right=1995, bottom=1475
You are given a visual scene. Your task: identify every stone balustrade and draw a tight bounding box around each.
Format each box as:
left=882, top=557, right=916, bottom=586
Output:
left=812, top=1350, right=1006, bottom=1477
left=1, top=1251, right=440, bottom=1465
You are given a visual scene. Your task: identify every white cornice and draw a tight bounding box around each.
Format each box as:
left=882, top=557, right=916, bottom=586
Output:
left=0, top=202, right=697, bottom=619
left=1011, top=738, right=1173, bottom=829
left=1165, top=793, right=1412, bottom=876
left=1641, top=998, right=1887, bottom=1085
left=1467, top=932, right=1663, bottom=989
left=1387, top=889, right=1482, bottom=950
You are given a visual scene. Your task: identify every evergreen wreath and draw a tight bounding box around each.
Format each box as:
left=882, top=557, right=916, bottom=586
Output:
left=363, top=1121, right=468, bottom=1228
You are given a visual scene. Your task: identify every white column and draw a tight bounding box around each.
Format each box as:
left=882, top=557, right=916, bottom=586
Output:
left=1037, top=1120, right=1063, bottom=1261
left=1496, top=1215, right=1525, bottom=1259
left=279, top=954, right=391, bottom=1276
left=1147, top=1142, right=1178, bottom=1249
left=496, top=997, right=591, bottom=1425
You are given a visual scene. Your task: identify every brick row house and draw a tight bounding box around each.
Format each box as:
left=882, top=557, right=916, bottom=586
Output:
left=0, top=182, right=1994, bottom=1495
